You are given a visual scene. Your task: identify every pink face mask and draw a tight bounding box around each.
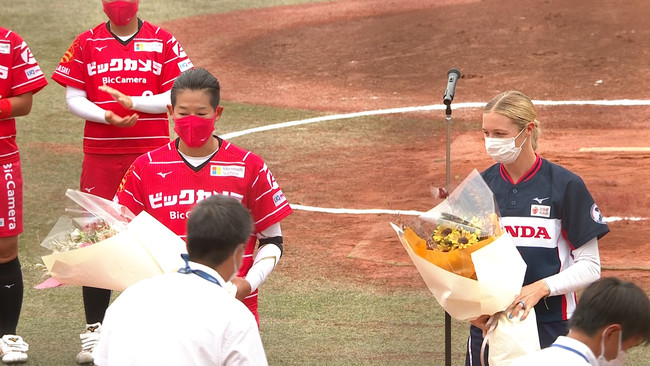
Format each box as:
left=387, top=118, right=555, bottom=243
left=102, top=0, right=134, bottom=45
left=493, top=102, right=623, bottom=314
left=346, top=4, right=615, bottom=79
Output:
left=174, top=113, right=217, bottom=148
left=103, top=1, right=139, bottom=26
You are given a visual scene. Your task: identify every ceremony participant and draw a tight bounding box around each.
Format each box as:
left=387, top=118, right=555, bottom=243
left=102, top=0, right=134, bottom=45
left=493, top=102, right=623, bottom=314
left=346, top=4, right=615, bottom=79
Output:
left=512, top=276, right=650, bottom=365
left=0, top=26, right=48, bottom=364
left=50, top=0, right=193, bottom=362
left=93, top=195, right=268, bottom=365
left=115, top=67, right=292, bottom=325
left=466, top=90, right=610, bottom=365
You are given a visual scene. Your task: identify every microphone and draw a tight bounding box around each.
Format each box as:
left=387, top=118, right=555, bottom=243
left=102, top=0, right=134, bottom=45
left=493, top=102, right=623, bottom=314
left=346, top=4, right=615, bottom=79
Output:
left=443, top=68, right=461, bottom=105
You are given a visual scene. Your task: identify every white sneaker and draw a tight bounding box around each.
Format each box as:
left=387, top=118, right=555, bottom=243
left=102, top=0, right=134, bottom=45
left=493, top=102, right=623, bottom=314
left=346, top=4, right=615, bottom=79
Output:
left=76, top=322, right=101, bottom=365
left=0, top=334, right=28, bottom=364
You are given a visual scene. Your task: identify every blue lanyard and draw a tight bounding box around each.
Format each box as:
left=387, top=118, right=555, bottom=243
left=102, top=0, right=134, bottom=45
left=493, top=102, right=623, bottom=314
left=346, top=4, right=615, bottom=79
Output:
left=178, top=254, right=221, bottom=287
left=551, top=343, right=589, bottom=363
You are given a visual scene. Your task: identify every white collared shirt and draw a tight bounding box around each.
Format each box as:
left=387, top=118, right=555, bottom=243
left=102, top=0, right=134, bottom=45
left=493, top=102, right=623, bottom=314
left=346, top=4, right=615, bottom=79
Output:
left=511, top=336, right=598, bottom=365
left=93, top=261, right=267, bottom=366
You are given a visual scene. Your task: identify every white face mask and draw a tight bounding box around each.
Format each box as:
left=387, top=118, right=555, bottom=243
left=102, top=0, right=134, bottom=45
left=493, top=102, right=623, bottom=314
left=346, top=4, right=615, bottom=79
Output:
left=597, top=328, right=626, bottom=366
left=229, top=245, right=242, bottom=282
left=484, top=127, right=527, bottom=164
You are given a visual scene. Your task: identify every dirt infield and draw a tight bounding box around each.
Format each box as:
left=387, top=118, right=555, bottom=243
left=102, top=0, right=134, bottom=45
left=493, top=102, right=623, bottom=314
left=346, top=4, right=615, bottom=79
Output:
left=164, top=0, right=650, bottom=291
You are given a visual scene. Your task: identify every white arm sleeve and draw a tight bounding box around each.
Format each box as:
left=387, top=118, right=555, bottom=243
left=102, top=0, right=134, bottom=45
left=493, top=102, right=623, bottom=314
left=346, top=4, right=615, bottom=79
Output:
left=66, top=86, right=108, bottom=124
left=543, top=237, right=601, bottom=297
left=245, top=223, right=283, bottom=292
left=130, top=90, right=171, bottom=114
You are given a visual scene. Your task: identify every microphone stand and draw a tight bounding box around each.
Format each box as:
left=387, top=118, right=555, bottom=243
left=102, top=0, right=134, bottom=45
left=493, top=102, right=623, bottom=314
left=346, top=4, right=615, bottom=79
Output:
left=443, top=102, right=452, bottom=366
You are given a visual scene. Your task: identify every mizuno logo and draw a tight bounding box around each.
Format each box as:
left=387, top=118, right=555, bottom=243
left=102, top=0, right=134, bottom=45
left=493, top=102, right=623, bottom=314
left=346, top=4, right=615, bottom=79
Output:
left=157, top=171, right=172, bottom=178
left=4, top=284, right=15, bottom=289
left=532, top=197, right=549, bottom=204
left=95, top=46, right=107, bottom=52
left=84, top=187, right=95, bottom=193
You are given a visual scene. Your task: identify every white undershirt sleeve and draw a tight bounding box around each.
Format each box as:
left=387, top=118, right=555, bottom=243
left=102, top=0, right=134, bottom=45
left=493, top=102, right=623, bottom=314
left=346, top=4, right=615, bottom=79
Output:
left=130, top=90, right=170, bottom=114
left=245, top=223, right=283, bottom=292
left=65, top=86, right=108, bottom=124
left=543, top=237, right=601, bottom=297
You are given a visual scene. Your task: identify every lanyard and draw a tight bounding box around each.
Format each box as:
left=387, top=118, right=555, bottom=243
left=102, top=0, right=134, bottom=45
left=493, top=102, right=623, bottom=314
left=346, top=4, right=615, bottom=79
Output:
left=178, top=254, right=221, bottom=287
left=551, top=343, right=590, bottom=364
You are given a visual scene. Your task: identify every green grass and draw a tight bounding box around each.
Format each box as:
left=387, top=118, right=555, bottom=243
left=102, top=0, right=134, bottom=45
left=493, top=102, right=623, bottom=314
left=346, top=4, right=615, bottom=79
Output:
left=2, top=1, right=650, bottom=365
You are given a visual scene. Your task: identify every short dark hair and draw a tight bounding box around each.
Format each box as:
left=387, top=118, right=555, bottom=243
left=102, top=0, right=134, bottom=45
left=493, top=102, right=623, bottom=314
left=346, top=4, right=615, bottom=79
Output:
left=186, top=195, right=253, bottom=266
left=170, top=68, right=221, bottom=108
left=569, top=277, right=650, bottom=343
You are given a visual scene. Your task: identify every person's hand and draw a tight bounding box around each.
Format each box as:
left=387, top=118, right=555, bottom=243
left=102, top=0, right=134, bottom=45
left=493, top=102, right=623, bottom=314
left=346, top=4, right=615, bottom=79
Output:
left=99, top=84, right=134, bottom=109
left=470, top=314, right=491, bottom=335
left=104, top=110, right=138, bottom=127
left=230, top=276, right=252, bottom=301
left=506, top=280, right=550, bottom=321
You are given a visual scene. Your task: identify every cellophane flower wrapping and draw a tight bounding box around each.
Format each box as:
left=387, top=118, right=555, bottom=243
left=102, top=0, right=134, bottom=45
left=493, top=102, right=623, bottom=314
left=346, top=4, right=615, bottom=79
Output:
left=40, top=189, right=134, bottom=253
left=36, top=189, right=187, bottom=291
left=392, top=169, right=527, bottom=321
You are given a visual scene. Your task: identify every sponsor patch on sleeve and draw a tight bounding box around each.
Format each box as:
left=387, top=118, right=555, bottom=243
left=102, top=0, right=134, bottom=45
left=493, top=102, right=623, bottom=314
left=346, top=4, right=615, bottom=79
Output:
left=24, top=66, right=43, bottom=79
left=273, top=191, right=287, bottom=207
left=210, top=165, right=245, bottom=178
left=0, top=44, right=10, bottom=54
left=177, top=59, right=193, bottom=73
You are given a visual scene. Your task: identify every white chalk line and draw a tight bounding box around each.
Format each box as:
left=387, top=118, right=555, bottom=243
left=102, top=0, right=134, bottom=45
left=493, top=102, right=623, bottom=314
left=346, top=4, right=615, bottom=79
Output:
left=292, top=204, right=647, bottom=222
left=223, top=100, right=650, bottom=222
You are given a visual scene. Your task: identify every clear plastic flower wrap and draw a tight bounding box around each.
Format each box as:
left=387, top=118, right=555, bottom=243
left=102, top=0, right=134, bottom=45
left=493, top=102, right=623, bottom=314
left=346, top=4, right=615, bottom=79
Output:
left=391, top=169, right=527, bottom=321
left=35, top=189, right=187, bottom=291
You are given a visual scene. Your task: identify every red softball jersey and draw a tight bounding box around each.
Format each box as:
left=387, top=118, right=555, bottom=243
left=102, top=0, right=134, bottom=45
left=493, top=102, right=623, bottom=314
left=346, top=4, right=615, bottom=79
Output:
left=0, top=27, right=48, bottom=162
left=115, top=139, right=293, bottom=277
left=51, top=20, right=193, bottom=155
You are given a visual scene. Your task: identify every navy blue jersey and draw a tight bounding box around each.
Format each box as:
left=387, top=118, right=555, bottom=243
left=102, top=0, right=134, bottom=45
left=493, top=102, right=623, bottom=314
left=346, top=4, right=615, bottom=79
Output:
left=481, top=156, right=609, bottom=323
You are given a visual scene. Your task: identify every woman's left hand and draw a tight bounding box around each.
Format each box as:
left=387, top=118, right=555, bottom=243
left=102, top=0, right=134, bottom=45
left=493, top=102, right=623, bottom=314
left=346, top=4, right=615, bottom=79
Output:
left=506, top=280, right=550, bottom=321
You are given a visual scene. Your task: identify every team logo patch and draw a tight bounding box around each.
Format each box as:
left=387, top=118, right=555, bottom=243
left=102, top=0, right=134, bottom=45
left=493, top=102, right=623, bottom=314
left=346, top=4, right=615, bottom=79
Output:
left=59, top=38, right=79, bottom=63
left=273, top=191, right=287, bottom=207
left=134, top=41, right=163, bottom=53
left=530, top=204, right=550, bottom=218
left=0, top=44, right=10, bottom=54
left=24, top=66, right=43, bottom=80
left=0, top=218, right=4, bottom=227
left=591, top=203, right=606, bottom=224
left=210, top=165, right=245, bottom=178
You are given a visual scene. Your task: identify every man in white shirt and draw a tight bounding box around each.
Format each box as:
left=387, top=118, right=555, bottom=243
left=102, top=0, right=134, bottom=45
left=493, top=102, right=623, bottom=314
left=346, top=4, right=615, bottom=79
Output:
left=512, top=277, right=650, bottom=365
left=92, top=195, right=268, bottom=366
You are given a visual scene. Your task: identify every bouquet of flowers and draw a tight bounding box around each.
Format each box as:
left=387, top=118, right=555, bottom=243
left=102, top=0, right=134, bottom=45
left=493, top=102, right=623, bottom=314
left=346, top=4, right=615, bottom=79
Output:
left=391, top=169, right=527, bottom=321
left=40, top=190, right=134, bottom=254
left=36, top=189, right=187, bottom=291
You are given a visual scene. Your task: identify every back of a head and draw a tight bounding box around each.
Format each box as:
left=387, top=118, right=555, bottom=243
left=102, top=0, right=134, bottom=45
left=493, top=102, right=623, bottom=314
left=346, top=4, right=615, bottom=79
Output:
left=170, top=67, right=221, bottom=108
left=569, top=277, right=650, bottom=343
left=186, top=195, right=253, bottom=266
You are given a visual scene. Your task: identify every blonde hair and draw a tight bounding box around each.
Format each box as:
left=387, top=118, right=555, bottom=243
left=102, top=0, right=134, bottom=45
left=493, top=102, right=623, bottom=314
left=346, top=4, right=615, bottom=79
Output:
left=484, top=90, right=541, bottom=150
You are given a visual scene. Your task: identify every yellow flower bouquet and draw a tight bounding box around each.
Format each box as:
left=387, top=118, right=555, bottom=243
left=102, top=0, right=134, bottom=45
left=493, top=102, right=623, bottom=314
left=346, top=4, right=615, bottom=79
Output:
left=392, top=169, right=527, bottom=321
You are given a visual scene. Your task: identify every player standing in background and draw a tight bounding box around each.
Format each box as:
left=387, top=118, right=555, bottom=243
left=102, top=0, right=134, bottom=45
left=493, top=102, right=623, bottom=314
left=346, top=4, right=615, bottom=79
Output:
left=115, top=68, right=292, bottom=326
left=466, top=90, right=610, bottom=365
left=50, top=1, right=193, bottom=364
left=0, top=26, right=48, bottom=364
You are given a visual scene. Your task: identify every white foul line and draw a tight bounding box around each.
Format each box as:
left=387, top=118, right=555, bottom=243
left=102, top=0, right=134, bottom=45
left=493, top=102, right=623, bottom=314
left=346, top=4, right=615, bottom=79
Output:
left=222, top=100, right=650, bottom=222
